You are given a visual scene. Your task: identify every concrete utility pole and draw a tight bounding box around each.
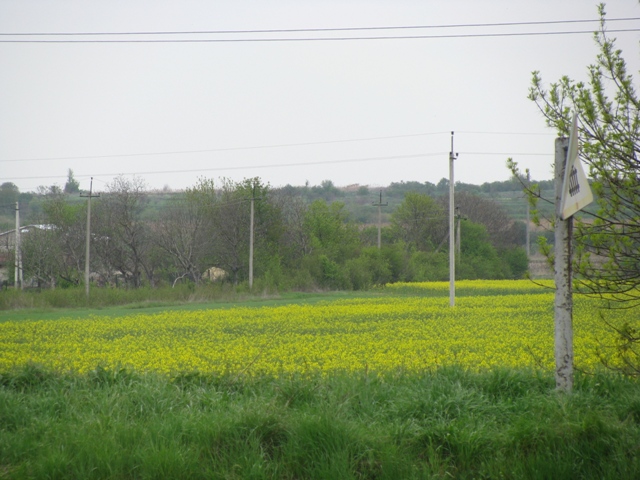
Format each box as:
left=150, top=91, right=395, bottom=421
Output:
left=554, top=114, right=594, bottom=393
left=80, top=178, right=99, bottom=299
left=249, top=185, right=255, bottom=290
left=449, top=132, right=458, bottom=307
left=372, top=190, right=388, bottom=249
left=526, top=170, right=531, bottom=257
left=554, top=137, right=573, bottom=393
left=14, top=201, right=22, bottom=290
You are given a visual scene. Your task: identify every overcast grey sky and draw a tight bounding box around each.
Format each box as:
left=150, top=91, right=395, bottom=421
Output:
left=1, top=0, right=639, bottom=193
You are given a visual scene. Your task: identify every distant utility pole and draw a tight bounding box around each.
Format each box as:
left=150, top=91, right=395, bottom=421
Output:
left=249, top=184, right=255, bottom=290
left=80, top=178, right=99, bottom=299
left=14, top=201, right=22, bottom=290
left=526, top=170, right=531, bottom=257
left=449, top=132, right=458, bottom=307
left=372, top=190, right=388, bottom=249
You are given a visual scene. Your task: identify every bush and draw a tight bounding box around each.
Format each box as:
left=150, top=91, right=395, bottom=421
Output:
left=502, top=247, right=529, bottom=279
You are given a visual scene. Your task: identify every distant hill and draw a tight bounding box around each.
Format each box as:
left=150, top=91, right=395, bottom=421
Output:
left=277, top=178, right=555, bottom=225
left=1, top=177, right=555, bottom=234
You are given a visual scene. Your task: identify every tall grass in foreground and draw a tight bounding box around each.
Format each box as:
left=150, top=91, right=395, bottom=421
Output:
left=1, top=365, right=639, bottom=479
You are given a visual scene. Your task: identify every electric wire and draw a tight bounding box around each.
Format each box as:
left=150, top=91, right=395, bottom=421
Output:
left=1, top=149, right=552, bottom=183
left=2, top=28, right=639, bottom=43
left=0, top=132, right=450, bottom=164
left=3, top=152, right=448, bottom=181
left=0, top=131, right=555, bottom=164
left=1, top=16, right=637, bottom=37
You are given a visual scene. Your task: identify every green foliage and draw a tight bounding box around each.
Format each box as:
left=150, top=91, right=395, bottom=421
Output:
left=20, top=192, right=86, bottom=287
left=12, top=174, right=535, bottom=295
left=597, top=317, right=640, bottom=378
left=0, top=181, right=19, bottom=206
left=511, top=5, right=640, bottom=376
left=405, top=250, right=450, bottom=282
left=527, top=5, right=640, bottom=307
left=501, top=247, right=530, bottom=280
left=390, top=192, right=446, bottom=251
left=63, top=169, right=80, bottom=194
left=304, top=200, right=359, bottom=263
left=1, top=365, right=640, bottom=478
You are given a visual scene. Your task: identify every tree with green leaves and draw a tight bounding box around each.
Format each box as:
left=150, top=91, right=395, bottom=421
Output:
left=522, top=4, right=639, bottom=308
left=64, top=169, right=80, bottom=194
left=301, top=200, right=360, bottom=288
left=22, top=190, right=85, bottom=287
left=509, top=4, right=640, bottom=375
left=0, top=182, right=19, bottom=205
left=208, top=177, right=282, bottom=285
left=391, top=192, right=447, bottom=252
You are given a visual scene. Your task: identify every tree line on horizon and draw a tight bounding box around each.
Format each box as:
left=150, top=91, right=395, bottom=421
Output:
left=0, top=174, right=530, bottom=291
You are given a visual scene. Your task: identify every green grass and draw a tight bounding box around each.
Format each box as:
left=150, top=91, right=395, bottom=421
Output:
left=0, top=280, right=553, bottom=323
left=1, top=365, right=639, bottom=479
left=0, top=285, right=390, bottom=322
left=3, top=283, right=638, bottom=477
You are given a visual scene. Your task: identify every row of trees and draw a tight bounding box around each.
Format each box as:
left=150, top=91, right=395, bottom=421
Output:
left=13, top=175, right=528, bottom=291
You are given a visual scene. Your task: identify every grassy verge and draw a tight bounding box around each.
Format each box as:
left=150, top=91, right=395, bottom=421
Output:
left=0, top=283, right=254, bottom=312
left=0, top=279, right=553, bottom=321
left=1, top=365, right=639, bottom=479
left=0, top=287, right=392, bottom=323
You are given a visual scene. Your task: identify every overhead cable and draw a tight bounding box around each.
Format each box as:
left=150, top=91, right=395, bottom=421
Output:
left=0, top=132, right=449, bottom=163
left=1, top=16, right=638, bottom=37
left=0, top=131, right=556, bottom=164
left=1, top=28, right=639, bottom=43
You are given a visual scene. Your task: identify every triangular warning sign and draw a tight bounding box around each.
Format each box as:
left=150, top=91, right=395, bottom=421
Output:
left=560, top=115, right=593, bottom=220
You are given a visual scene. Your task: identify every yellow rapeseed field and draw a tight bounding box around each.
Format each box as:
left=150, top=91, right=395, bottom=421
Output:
left=0, top=281, right=631, bottom=376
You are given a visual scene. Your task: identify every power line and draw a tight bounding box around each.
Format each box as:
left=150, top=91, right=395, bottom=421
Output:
left=2, top=28, right=638, bottom=43
left=3, top=152, right=448, bottom=181
left=1, top=149, right=554, bottom=182
left=457, top=131, right=556, bottom=136
left=0, top=132, right=449, bottom=164
left=0, top=130, right=553, bottom=164
left=1, top=17, right=637, bottom=37
left=459, top=152, right=550, bottom=156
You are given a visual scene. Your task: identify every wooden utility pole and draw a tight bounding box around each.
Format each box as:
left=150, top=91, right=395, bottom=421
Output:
left=80, top=178, right=99, bottom=298
left=372, top=190, right=387, bottom=249
left=449, top=132, right=458, bottom=307
left=554, top=137, right=573, bottom=392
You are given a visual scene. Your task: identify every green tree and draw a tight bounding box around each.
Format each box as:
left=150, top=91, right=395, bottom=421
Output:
left=456, top=221, right=506, bottom=280
left=208, top=177, right=282, bottom=285
left=304, top=200, right=359, bottom=264
left=302, top=200, right=359, bottom=288
left=439, top=191, right=524, bottom=249
left=64, top=169, right=80, bottom=194
left=22, top=191, right=85, bottom=287
left=391, top=192, right=446, bottom=252
left=525, top=4, right=639, bottom=307
left=0, top=182, right=19, bottom=205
